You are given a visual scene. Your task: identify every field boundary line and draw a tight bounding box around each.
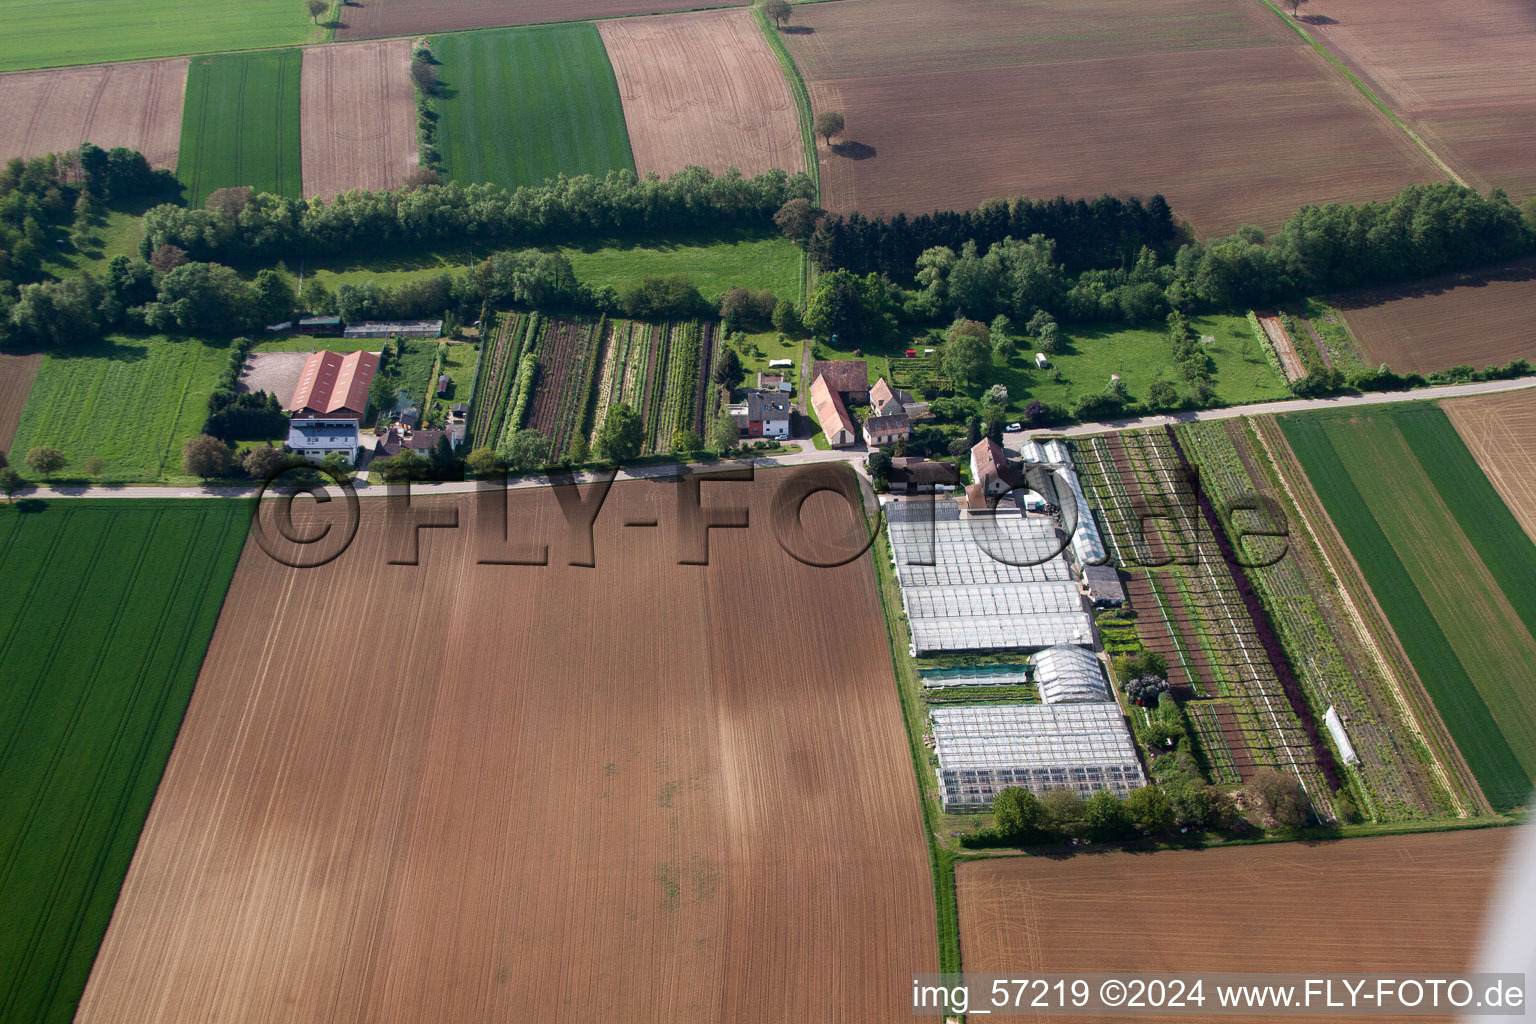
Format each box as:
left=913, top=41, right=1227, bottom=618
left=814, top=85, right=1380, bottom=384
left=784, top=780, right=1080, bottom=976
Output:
left=1249, top=416, right=1471, bottom=817
left=1256, top=0, right=1466, bottom=187
left=752, top=5, right=819, bottom=203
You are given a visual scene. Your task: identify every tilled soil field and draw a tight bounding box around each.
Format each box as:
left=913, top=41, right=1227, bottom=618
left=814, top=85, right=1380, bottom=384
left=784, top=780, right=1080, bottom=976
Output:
left=0, top=58, right=187, bottom=168
left=1335, top=259, right=1536, bottom=374
left=75, top=475, right=935, bottom=1024
left=1444, top=388, right=1536, bottom=547
left=958, top=828, right=1512, bottom=1024
left=785, top=0, right=1440, bottom=236
left=1303, top=0, right=1536, bottom=197
left=336, top=0, right=746, bottom=41
left=599, top=9, right=804, bottom=178
left=0, top=351, right=42, bottom=451
left=300, top=40, right=419, bottom=198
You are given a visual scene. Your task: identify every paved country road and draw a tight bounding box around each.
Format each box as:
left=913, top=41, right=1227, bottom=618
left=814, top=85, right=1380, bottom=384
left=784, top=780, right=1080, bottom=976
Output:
left=15, top=375, right=1536, bottom=501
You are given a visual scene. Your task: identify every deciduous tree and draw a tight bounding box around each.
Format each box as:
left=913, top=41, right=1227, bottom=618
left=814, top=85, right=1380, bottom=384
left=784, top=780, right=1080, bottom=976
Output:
left=942, top=318, right=991, bottom=391
left=992, top=786, right=1045, bottom=839
left=765, top=0, right=792, bottom=27
left=242, top=445, right=287, bottom=481
left=0, top=467, right=22, bottom=502
left=814, top=111, right=845, bottom=146
left=306, top=0, right=329, bottom=23
left=505, top=429, right=550, bottom=472
left=596, top=404, right=643, bottom=463
left=181, top=434, right=231, bottom=478
left=1124, top=785, right=1175, bottom=833
left=25, top=445, right=66, bottom=480
left=465, top=446, right=502, bottom=477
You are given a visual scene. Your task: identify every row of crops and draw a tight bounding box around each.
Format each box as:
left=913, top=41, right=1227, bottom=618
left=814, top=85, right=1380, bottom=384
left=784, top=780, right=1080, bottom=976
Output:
left=525, top=317, right=609, bottom=458
left=466, top=312, right=534, bottom=449
left=1072, top=431, right=1338, bottom=818
left=1176, top=419, right=1451, bottom=820
left=587, top=319, right=715, bottom=454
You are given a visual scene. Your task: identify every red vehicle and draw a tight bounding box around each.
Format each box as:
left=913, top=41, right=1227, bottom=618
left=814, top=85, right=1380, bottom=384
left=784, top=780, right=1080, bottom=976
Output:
left=905, top=349, right=917, bottom=357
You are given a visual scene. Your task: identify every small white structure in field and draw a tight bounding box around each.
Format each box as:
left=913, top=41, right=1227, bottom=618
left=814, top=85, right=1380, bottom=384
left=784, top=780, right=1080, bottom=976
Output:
left=1324, top=706, right=1359, bottom=765
left=767, top=358, right=793, bottom=369
left=1035, top=352, right=1049, bottom=369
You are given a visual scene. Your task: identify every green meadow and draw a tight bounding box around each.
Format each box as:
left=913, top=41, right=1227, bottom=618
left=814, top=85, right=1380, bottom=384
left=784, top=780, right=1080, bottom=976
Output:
left=177, top=49, right=303, bottom=208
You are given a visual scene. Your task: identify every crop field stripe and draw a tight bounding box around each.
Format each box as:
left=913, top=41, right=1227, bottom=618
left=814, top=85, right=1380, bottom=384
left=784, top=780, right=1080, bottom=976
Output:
left=1397, top=406, right=1536, bottom=637
left=434, top=24, right=634, bottom=189
left=0, top=501, right=250, bottom=1024
left=1280, top=415, right=1530, bottom=810
left=177, top=50, right=302, bottom=207
left=751, top=6, right=818, bottom=199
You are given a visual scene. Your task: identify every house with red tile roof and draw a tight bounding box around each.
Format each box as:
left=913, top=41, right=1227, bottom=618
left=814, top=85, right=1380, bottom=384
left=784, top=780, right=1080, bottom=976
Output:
left=810, top=375, right=857, bottom=448
left=287, top=350, right=379, bottom=421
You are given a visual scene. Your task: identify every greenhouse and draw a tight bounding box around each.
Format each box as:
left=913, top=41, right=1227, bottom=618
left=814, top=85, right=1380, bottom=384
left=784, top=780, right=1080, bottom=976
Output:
left=920, top=664, right=1033, bottom=689
left=1045, top=441, right=1108, bottom=567
left=1031, top=644, right=1113, bottom=704
left=931, top=703, right=1145, bottom=810
left=887, top=514, right=1073, bottom=588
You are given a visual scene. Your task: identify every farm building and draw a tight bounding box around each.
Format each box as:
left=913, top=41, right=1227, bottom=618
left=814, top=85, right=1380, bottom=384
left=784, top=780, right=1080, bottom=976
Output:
left=343, top=319, right=443, bottom=339
left=886, top=457, right=960, bottom=494
left=1083, top=564, right=1126, bottom=608
left=1031, top=644, right=1112, bottom=704
left=287, top=349, right=378, bottom=421
left=287, top=419, right=364, bottom=464
left=1046, top=441, right=1107, bottom=567
left=931, top=703, right=1145, bottom=810
left=869, top=377, right=916, bottom=417
left=729, top=389, right=791, bottom=439
left=446, top=403, right=468, bottom=447
left=970, top=437, right=1015, bottom=497
left=863, top=412, right=912, bottom=447
left=886, top=504, right=1092, bottom=655
left=810, top=375, right=857, bottom=447
left=921, top=664, right=1032, bottom=689
left=297, top=315, right=343, bottom=336
left=811, top=359, right=870, bottom=401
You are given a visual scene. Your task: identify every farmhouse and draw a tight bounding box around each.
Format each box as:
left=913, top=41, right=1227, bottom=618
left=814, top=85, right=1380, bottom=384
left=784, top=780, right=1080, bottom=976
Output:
left=970, top=437, right=1015, bottom=496
left=869, top=377, right=915, bottom=417
left=287, top=418, right=364, bottom=464
left=343, top=319, right=443, bottom=339
left=886, top=457, right=960, bottom=494
left=812, top=359, right=870, bottom=402
left=287, top=349, right=378, bottom=421
left=862, top=412, right=912, bottom=447
left=931, top=703, right=1145, bottom=810
left=729, top=389, right=791, bottom=439
left=810, top=375, right=857, bottom=448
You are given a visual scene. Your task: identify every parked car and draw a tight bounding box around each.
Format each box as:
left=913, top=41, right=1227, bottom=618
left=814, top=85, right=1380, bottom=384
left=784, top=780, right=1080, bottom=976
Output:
left=1004, top=422, right=1023, bottom=432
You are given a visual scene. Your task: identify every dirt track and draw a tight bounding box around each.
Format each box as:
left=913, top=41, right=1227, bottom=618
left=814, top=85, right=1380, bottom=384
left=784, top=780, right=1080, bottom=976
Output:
left=600, top=10, right=805, bottom=178
left=1336, top=258, right=1536, bottom=374
left=336, top=0, right=746, bottom=41
left=0, top=59, right=187, bottom=169
left=0, top=351, right=42, bottom=452
left=1303, top=0, right=1536, bottom=197
left=1445, top=388, right=1536, bottom=545
left=76, top=476, right=935, bottom=1023
left=300, top=40, right=418, bottom=198
left=959, top=829, right=1513, bottom=1023
left=785, top=0, right=1440, bottom=236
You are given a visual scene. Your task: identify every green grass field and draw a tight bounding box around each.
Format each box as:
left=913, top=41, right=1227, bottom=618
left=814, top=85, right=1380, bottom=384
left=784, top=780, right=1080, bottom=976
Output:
left=295, top=230, right=800, bottom=303
left=0, top=500, right=249, bottom=1024
left=177, top=49, right=303, bottom=208
left=989, top=314, right=1289, bottom=417
left=0, top=0, right=320, bottom=73
left=433, top=24, right=634, bottom=189
left=1281, top=405, right=1536, bottom=811
left=10, top=336, right=227, bottom=482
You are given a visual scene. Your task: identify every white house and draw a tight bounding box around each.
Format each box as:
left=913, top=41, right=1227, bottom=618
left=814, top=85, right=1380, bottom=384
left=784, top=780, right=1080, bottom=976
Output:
left=729, top=389, right=791, bottom=439
left=970, top=437, right=1015, bottom=496
left=287, top=418, right=363, bottom=464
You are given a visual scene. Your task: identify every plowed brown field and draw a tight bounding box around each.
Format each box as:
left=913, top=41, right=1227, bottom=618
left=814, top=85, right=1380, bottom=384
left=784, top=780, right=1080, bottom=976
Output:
left=0, top=351, right=42, bottom=451
left=1335, top=258, right=1536, bottom=373
left=336, top=0, right=746, bottom=41
left=300, top=40, right=419, bottom=198
left=1445, top=388, right=1536, bottom=545
left=959, top=829, right=1513, bottom=1024
left=1304, top=0, right=1536, bottom=197
left=599, top=9, right=804, bottom=178
left=784, top=0, right=1440, bottom=236
left=0, top=59, right=187, bottom=168
left=76, top=475, right=935, bottom=1024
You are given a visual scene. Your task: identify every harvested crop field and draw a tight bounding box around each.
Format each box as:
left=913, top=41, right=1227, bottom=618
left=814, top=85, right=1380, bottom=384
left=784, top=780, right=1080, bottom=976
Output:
left=77, top=476, right=936, bottom=1024
left=1334, top=259, right=1536, bottom=374
left=299, top=40, right=418, bottom=198
left=958, top=829, right=1512, bottom=1023
left=783, top=0, right=1441, bottom=236
left=0, top=351, right=43, bottom=451
left=599, top=9, right=805, bottom=178
left=1304, top=0, right=1536, bottom=197
left=0, top=59, right=187, bottom=169
left=1444, top=388, right=1536, bottom=545
left=336, top=0, right=747, bottom=41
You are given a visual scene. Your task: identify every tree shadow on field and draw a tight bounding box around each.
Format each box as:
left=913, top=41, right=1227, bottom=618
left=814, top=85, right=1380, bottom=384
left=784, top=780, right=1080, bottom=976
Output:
left=781, top=25, right=814, bottom=34
left=832, top=140, right=877, bottom=161
left=1298, top=14, right=1339, bottom=24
